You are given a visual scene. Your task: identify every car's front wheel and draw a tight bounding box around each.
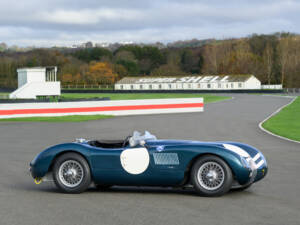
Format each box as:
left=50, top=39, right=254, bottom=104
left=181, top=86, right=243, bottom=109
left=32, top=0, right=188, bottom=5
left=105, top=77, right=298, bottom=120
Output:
left=191, top=155, right=233, bottom=197
left=53, top=152, right=91, bottom=193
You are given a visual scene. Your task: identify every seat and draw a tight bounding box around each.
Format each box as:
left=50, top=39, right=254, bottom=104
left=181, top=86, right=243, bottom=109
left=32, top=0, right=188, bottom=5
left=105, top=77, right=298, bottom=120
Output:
left=88, top=140, right=124, bottom=149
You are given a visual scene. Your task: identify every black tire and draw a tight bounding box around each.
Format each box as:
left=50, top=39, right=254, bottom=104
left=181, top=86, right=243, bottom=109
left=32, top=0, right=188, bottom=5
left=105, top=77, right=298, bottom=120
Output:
left=53, top=152, right=91, bottom=193
left=191, top=155, right=233, bottom=197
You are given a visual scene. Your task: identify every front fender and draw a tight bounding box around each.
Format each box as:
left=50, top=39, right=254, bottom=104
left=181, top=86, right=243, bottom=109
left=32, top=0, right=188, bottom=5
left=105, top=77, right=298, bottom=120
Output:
left=170, top=144, right=251, bottom=185
left=163, top=143, right=251, bottom=184
left=30, top=143, right=91, bottom=178
left=194, top=147, right=251, bottom=185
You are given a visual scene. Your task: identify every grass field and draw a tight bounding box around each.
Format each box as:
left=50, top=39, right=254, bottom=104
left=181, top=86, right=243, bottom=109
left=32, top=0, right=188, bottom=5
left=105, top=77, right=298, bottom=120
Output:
left=0, top=93, right=230, bottom=122
left=61, top=93, right=230, bottom=103
left=262, top=97, right=300, bottom=142
left=0, top=92, right=9, bottom=98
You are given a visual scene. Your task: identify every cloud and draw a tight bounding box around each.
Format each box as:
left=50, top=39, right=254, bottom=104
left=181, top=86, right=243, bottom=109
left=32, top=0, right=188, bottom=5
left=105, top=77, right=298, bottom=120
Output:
left=38, top=8, right=143, bottom=25
left=0, top=0, right=299, bottom=47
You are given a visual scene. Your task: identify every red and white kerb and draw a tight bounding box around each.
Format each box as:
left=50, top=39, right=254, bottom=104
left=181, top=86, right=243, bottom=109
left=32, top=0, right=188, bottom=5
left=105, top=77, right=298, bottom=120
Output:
left=0, top=98, right=204, bottom=118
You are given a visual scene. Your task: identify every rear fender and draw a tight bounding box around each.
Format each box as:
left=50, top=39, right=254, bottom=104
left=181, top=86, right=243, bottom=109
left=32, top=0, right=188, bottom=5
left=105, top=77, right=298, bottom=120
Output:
left=30, top=143, right=91, bottom=178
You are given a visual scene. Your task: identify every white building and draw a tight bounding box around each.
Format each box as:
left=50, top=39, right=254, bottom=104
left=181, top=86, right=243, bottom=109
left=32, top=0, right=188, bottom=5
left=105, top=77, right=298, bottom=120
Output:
left=9, top=67, right=61, bottom=99
left=115, top=75, right=261, bottom=90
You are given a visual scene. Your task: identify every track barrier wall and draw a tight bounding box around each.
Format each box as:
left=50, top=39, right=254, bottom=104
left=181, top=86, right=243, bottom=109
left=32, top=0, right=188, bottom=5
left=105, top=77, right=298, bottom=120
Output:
left=0, top=98, right=204, bottom=118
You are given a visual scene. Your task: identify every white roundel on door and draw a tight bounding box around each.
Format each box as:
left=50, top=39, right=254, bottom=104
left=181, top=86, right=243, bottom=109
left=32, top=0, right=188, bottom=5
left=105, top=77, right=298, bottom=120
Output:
left=120, top=148, right=150, bottom=175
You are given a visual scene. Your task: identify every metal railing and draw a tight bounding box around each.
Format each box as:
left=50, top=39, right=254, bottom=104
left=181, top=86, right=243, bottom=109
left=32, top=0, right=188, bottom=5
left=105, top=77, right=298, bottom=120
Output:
left=61, top=84, right=114, bottom=90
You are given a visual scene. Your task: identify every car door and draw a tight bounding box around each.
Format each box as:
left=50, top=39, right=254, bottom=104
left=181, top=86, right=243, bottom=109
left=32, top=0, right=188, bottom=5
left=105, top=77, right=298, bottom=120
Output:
left=90, top=144, right=184, bottom=186
left=146, top=145, right=185, bottom=185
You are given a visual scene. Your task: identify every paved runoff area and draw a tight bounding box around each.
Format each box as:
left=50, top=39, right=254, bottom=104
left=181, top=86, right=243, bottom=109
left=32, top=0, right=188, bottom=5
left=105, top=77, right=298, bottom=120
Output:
left=0, top=94, right=299, bottom=225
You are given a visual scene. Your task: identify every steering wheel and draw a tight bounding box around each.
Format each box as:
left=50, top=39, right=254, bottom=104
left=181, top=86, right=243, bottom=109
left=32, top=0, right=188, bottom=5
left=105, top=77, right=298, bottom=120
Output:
left=123, top=135, right=132, bottom=147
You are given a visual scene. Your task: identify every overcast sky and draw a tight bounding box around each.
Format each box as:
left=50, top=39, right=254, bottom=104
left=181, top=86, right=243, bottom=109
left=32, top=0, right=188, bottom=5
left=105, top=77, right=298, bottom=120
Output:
left=0, top=0, right=299, bottom=47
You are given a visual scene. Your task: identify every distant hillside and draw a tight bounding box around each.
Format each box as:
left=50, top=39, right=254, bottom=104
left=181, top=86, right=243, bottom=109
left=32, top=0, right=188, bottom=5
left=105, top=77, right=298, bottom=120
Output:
left=167, top=39, right=215, bottom=48
left=0, top=32, right=299, bottom=88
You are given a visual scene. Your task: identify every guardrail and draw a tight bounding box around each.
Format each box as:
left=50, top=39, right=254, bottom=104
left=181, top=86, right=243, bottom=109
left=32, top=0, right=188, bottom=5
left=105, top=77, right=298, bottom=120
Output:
left=0, top=98, right=204, bottom=119
left=0, top=97, right=110, bottom=104
left=284, top=88, right=300, bottom=93
left=61, top=89, right=285, bottom=94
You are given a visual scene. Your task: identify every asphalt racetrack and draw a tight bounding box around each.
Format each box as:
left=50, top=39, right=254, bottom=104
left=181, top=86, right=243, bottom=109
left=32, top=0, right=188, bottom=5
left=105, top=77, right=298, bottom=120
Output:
left=0, top=94, right=299, bottom=225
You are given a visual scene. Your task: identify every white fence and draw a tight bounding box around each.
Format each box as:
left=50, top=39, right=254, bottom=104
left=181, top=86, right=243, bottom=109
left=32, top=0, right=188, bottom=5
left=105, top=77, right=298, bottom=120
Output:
left=261, top=84, right=283, bottom=90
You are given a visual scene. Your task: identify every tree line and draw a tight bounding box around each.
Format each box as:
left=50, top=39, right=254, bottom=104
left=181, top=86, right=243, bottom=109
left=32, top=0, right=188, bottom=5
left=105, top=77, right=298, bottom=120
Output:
left=0, top=32, right=299, bottom=88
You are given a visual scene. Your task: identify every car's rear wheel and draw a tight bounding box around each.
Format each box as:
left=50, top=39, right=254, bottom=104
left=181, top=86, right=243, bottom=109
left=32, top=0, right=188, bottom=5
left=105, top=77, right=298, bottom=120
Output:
left=191, top=155, right=233, bottom=197
left=53, top=153, right=91, bottom=193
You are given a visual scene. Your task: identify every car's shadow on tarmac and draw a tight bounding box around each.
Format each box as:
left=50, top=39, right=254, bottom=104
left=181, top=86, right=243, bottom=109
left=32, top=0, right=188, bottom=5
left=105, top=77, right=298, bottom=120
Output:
left=89, top=186, right=254, bottom=197
left=16, top=181, right=254, bottom=198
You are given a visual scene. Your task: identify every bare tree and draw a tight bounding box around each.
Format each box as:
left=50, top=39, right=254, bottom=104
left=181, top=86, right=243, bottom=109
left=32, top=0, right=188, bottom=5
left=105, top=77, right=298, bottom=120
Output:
left=263, top=43, right=273, bottom=85
left=202, top=43, right=218, bottom=74
left=278, top=37, right=291, bottom=86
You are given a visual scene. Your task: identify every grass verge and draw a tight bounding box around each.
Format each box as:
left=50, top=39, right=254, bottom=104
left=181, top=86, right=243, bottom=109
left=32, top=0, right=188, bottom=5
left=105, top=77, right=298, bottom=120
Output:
left=0, top=92, right=9, bottom=98
left=61, top=93, right=231, bottom=103
left=0, top=115, right=113, bottom=122
left=262, top=97, right=300, bottom=142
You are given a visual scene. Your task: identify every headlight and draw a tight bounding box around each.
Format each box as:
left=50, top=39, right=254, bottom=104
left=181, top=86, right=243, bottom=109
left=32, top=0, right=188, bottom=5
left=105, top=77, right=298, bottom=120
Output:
left=240, top=156, right=251, bottom=169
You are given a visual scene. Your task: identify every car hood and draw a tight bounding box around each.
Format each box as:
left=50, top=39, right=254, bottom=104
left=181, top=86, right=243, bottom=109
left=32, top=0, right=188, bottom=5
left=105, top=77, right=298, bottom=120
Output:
left=146, top=139, right=223, bottom=147
left=145, top=139, right=262, bottom=158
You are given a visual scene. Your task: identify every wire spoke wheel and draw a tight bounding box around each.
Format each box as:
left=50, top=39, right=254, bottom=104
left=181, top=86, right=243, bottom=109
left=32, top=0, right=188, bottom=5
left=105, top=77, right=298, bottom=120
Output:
left=53, top=153, right=91, bottom=193
left=58, top=160, right=84, bottom=188
left=197, top=161, right=225, bottom=191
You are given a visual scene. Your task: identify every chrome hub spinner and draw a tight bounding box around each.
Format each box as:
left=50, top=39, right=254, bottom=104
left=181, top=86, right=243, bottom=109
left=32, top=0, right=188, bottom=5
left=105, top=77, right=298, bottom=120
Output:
left=58, top=160, right=84, bottom=188
left=197, top=162, right=225, bottom=191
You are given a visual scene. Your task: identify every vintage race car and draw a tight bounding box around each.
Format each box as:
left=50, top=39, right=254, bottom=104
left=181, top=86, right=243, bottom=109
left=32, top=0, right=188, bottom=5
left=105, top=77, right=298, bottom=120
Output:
left=30, top=131, right=268, bottom=196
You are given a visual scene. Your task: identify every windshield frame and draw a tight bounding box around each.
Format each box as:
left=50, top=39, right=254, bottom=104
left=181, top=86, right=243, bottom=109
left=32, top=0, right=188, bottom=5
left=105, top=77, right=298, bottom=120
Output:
left=129, top=131, right=157, bottom=147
